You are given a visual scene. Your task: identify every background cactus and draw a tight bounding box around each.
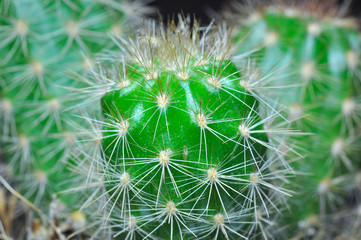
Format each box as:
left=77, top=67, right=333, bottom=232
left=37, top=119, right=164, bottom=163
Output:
left=224, top=0, right=361, bottom=238
left=0, top=0, right=153, bottom=238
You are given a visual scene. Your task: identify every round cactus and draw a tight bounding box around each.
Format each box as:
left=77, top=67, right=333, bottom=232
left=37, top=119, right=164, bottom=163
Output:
left=76, top=18, right=294, bottom=240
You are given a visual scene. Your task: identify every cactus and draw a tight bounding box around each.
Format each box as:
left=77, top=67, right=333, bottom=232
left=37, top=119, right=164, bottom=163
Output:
left=0, top=0, right=153, bottom=237
left=72, top=17, right=297, bottom=240
left=2, top=0, right=360, bottom=239
left=224, top=0, right=361, bottom=237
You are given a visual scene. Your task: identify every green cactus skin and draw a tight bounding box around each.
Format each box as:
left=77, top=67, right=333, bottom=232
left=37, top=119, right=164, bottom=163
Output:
left=78, top=18, right=295, bottom=240
left=0, top=0, right=153, bottom=236
left=226, top=0, right=361, bottom=238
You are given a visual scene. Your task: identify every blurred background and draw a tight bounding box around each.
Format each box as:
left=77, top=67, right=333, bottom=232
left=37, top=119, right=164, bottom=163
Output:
left=150, top=0, right=361, bottom=24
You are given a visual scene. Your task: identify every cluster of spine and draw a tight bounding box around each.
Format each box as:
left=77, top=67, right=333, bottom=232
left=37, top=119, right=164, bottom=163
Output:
left=0, top=0, right=152, bottom=238
left=225, top=0, right=361, bottom=238
left=75, top=18, right=295, bottom=239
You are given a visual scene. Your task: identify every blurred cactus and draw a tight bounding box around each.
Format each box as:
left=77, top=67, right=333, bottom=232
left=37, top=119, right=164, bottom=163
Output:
left=0, top=0, right=153, bottom=237
left=224, top=0, right=361, bottom=238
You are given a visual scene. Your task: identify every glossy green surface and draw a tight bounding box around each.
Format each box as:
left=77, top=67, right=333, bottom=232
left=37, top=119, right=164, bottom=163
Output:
left=100, top=55, right=271, bottom=238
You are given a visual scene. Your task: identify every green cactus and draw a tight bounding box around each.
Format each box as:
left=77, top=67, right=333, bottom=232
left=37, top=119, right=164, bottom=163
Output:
left=74, top=18, right=295, bottom=240
left=3, top=0, right=360, bottom=239
left=0, top=0, right=153, bottom=236
left=225, top=0, right=361, bottom=237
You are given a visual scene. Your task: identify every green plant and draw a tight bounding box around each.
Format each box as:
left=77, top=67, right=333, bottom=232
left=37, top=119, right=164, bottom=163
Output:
left=75, top=17, right=295, bottom=240
left=225, top=0, right=361, bottom=237
left=2, top=0, right=360, bottom=239
left=0, top=0, right=153, bottom=237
